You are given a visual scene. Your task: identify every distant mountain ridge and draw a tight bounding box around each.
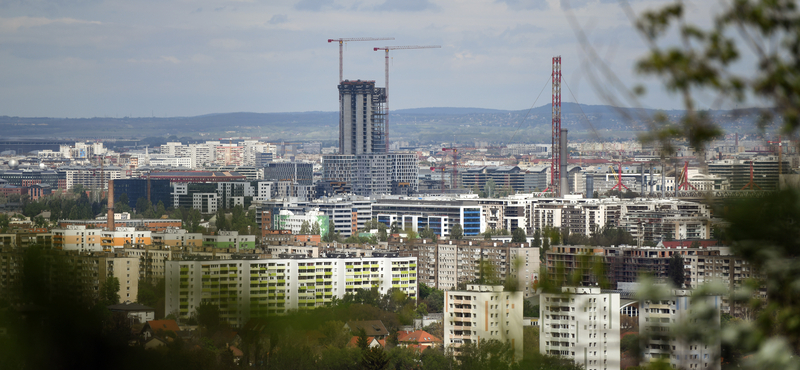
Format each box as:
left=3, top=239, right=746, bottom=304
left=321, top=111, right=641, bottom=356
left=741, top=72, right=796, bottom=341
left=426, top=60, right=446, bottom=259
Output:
left=0, top=103, right=767, bottom=143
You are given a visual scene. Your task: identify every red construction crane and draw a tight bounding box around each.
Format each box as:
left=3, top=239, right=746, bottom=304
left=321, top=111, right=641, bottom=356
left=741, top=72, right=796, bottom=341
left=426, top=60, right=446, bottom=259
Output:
left=442, top=147, right=459, bottom=189
left=374, top=45, right=441, bottom=152
left=327, top=37, right=395, bottom=82
left=430, top=165, right=448, bottom=193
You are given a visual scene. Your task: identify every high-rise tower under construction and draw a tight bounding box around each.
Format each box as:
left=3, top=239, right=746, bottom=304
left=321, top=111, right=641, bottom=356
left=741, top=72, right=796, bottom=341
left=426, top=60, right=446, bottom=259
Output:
left=338, top=80, right=386, bottom=155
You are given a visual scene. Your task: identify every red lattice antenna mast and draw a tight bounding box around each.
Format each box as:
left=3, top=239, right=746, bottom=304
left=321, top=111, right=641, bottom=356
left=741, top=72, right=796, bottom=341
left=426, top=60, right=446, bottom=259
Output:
left=741, top=161, right=762, bottom=190
left=551, top=56, right=562, bottom=196
left=676, top=161, right=698, bottom=191
left=610, top=163, right=630, bottom=191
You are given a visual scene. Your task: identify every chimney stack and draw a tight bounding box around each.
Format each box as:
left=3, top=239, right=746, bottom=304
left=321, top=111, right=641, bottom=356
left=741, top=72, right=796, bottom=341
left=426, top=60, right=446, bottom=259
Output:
left=107, top=180, right=115, bottom=231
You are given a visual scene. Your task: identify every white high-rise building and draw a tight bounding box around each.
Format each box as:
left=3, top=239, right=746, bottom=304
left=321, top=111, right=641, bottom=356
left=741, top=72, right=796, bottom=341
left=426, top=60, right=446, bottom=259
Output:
left=540, top=287, right=621, bottom=370
left=443, top=284, right=523, bottom=361
left=640, top=290, right=721, bottom=370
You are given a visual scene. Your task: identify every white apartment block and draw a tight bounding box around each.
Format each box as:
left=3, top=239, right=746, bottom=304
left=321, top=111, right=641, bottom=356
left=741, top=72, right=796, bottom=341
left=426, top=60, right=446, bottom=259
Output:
left=443, top=284, right=523, bottom=361
left=639, top=291, right=721, bottom=370
left=540, top=287, right=621, bottom=370
left=100, top=255, right=140, bottom=302
left=62, top=165, right=124, bottom=190
left=165, top=254, right=417, bottom=326
left=275, top=209, right=329, bottom=234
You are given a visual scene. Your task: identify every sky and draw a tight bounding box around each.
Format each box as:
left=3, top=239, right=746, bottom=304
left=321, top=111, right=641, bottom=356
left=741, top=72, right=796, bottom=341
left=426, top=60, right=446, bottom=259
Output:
left=0, top=0, right=723, bottom=118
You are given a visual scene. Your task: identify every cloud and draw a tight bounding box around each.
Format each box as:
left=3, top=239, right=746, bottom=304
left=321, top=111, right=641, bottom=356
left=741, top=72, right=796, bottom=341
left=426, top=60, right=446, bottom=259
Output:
left=560, top=0, right=590, bottom=10
left=496, top=0, right=549, bottom=11
left=268, top=14, right=288, bottom=24
left=209, top=38, right=247, bottom=50
left=0, top=16, right=100, bottom=32
left=294, top=0, right=339, bottom=11
left=374, top=0, right=438, bottom=11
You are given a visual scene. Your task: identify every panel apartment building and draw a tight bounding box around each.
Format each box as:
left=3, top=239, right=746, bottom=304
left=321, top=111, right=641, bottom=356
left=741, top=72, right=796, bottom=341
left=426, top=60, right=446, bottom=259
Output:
left=392, top=239, right=540, bottom=298
left=639, top=290, right=721, bottom=370
left=540, top=287, right=621, bottom=370
left=443, top=284, right=524, bottom=361
left=165, top=253, right=417, bottom=326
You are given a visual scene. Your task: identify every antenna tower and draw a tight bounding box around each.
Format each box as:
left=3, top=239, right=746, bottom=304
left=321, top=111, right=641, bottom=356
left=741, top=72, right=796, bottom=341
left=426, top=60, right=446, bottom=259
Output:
left=551, top=56, right=562, bottom=196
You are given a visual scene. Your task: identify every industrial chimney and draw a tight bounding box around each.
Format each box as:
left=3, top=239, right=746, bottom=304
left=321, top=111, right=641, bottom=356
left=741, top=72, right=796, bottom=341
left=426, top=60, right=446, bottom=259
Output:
left=107, top=180, right=115, bottom=231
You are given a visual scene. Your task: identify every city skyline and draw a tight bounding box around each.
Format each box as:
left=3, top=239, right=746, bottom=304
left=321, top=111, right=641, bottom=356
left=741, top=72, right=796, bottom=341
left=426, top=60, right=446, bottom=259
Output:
left=0, top=0, right=732, bottom=119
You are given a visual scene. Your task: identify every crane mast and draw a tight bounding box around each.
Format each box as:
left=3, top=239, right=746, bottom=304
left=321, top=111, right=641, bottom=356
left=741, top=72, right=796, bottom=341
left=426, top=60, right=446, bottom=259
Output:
left=327, top=37, right=394, bottom=82
left=373, top=45, right=441, bottom=152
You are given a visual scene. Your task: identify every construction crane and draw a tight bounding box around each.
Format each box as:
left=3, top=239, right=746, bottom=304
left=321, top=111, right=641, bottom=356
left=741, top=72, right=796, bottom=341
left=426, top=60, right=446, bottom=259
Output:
left=430, top=165, right=448, bottom=193
left=374, top=45, right=441, bottom=152
left=327, top=37, right=394, bottom=82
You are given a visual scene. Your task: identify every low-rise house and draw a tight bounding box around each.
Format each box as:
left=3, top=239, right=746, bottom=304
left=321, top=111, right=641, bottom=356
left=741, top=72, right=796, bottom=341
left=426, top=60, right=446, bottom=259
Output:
left=397, top=330, right=442, bottom=350
left=345, top=320, right=389, bottom=340
left=142, top=319, right=181, bottom=340
left=107, top=301, right=155, bottom=324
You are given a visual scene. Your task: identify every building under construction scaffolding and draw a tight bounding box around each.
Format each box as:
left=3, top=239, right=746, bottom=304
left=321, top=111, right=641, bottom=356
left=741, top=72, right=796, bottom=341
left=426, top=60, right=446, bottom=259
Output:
left=338, top=80, right=386, bottom=155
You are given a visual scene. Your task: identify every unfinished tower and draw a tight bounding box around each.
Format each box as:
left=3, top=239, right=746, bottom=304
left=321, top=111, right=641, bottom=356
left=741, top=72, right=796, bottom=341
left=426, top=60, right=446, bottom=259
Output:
left=338, top=80, right=386, bottom=155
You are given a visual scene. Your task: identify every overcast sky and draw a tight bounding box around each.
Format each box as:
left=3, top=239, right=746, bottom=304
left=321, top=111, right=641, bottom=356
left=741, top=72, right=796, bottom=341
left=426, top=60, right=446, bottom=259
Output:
left=0, top=0, right=724, bottom=118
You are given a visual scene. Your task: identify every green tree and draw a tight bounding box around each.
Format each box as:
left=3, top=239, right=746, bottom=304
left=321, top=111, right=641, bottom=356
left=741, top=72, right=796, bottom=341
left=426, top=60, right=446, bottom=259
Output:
left=532, top=229, right=541, bottom=248
left=450, top=223, right=463, bottom=240
left=299, top=220, right=311, bottom=235
left=311, top=221, right=321, bottom=236
left=667, top=253, right=685, bottom=288
left=135, top=197, right=151, bottom=216
left=523, top=299, right=539, bottom=318
left=99, top=276, right=120, bottom=305
left=196, top=301, right=221, bottom=337
left=323, top=219, right=337, bottom=242
left=419, top=227, right=436, bottom=241
left=483, top=178, right=496, bottom=198
left=377, top=222, right=388, bottom=242
left=361, top=346, right=389, bottom=370
left=511, top=227, right=527, bottom=243
left=356, top=328, right=370, bottom=350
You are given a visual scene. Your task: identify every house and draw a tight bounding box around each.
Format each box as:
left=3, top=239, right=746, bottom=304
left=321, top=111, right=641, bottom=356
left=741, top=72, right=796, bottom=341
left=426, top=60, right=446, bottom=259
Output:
left=144, top=336, right=168, bottom=349
left=107, top=301, right=155, bottom=324
left=344, top=320, right=389, bottom=340
left=142, top=319, right=181, bottom=340
left=347, top=336, right=384, bottom=349
left=397, top=330, right=442, bottom=350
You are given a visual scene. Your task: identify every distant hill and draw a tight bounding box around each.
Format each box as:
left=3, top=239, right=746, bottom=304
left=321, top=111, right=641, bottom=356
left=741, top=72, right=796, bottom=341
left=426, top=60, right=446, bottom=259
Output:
left=0, top=104, right=769, bottom=144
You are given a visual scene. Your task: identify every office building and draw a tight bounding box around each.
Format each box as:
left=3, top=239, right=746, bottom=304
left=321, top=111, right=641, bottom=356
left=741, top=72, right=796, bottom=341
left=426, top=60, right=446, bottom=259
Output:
left=322, top=153, right=418, bottom=197
left=165, top=253, right=416, bottom=326
left=443, top=284, right=523, bottom=361
left=338, top=80, right=386, bottom=155
left=263, top=162, right=313, bottom=185
left=373, top=196, right=484, bottom=237
left=113, top=178, right=173, bottom=209
left=540, top=287, right=621, bottom=370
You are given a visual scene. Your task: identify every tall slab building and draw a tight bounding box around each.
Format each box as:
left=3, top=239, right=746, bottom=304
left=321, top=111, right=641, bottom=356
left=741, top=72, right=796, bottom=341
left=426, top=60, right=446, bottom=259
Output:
left=338, top=80, right=386, bottom=155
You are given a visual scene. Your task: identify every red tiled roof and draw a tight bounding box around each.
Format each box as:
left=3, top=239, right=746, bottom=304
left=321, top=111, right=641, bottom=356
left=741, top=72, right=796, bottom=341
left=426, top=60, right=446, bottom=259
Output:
left=146, top=320, right=180, bottom=333
left=397, top=330, right=441, bottom=343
